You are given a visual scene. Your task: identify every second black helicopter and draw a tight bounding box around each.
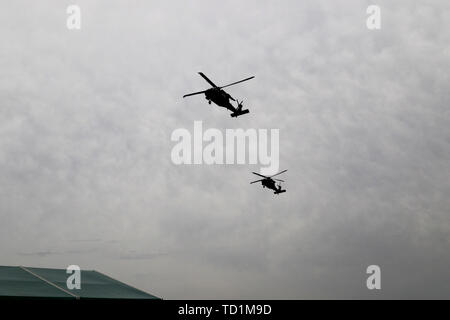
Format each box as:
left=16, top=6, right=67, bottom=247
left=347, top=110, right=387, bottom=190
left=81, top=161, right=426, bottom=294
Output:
left=251, top=170, right=287, bottom=195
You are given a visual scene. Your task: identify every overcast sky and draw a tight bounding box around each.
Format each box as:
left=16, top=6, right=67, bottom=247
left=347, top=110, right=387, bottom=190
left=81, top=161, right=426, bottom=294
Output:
left=1, top=0, right=449, bottom=299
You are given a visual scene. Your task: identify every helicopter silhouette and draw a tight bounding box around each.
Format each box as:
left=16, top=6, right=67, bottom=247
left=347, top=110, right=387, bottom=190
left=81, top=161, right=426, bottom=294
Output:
left=251, top=170, right=287, bottom=195
left=183, top=72, right=254, bottom=118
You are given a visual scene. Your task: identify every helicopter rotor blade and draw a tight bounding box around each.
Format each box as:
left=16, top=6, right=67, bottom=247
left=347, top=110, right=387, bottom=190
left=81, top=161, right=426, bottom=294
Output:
left=198, top=72, right=218, bottom=88
left=250, top=179, right=264, bottom=184
left=183, top=90, right=208, bottom=98
left=219, top=76, right=255, bottom=89
left=274, top=179, right=284, bottom=182
left=269, top=169, right=288, bottom=178
left=252, top=172, right=268, bottom=179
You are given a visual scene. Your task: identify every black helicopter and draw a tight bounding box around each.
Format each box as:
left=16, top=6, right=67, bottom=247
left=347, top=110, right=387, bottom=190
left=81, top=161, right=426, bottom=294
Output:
left=251, top=170, right=287, bottom=195
left=183, top=72, right=254, bottom=118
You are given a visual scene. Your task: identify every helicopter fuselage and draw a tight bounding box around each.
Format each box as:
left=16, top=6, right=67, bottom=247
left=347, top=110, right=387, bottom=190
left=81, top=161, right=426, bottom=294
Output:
left=204, top=88, right=235, bottom=112
left=262, top=178, right=286, bottom=194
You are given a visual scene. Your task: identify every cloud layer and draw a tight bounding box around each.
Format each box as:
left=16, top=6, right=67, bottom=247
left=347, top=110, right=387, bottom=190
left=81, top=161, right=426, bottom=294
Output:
left=0, top=0, right=449, bottom=298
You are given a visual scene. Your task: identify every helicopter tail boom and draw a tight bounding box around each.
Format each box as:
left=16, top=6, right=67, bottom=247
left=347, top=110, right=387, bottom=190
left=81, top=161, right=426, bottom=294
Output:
left=230, top=109, right=249, bottom=118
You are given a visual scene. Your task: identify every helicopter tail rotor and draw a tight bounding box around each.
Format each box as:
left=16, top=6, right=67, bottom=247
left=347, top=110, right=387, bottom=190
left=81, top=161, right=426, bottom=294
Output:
left=236, top=100, right=244, bottom=110
left=230, top=100, right=249, bottom=118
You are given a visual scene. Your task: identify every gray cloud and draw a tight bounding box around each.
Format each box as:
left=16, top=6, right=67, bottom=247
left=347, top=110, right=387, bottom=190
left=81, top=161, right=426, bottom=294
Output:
left=0, top=0, right=449, bottom=298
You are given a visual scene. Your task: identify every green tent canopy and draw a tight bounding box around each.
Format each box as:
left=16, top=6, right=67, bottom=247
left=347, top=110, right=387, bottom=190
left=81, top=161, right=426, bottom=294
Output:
left=0, top=265, right=160, bottom=300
